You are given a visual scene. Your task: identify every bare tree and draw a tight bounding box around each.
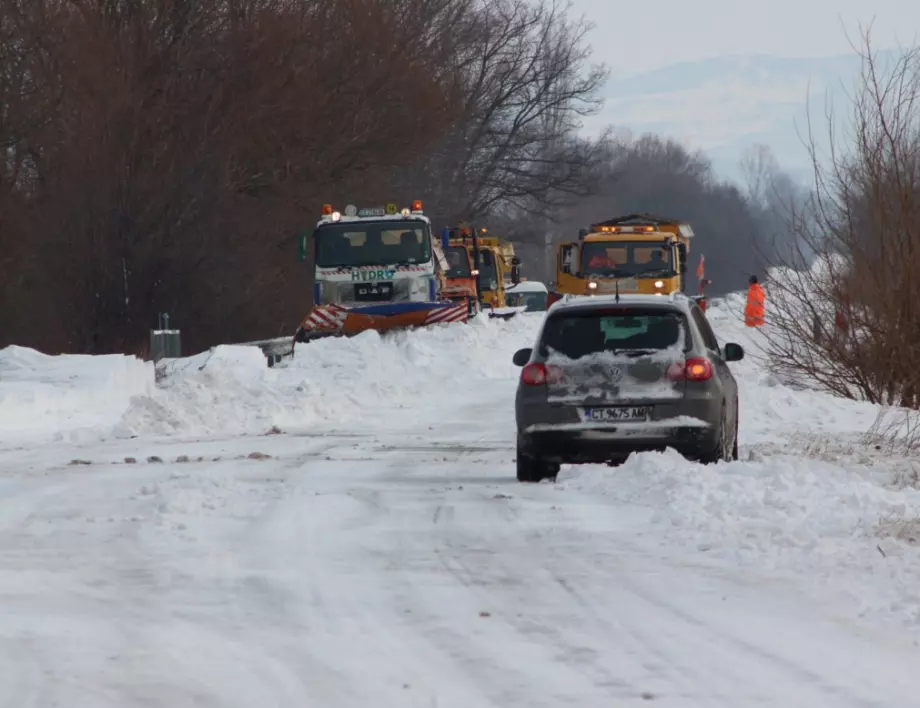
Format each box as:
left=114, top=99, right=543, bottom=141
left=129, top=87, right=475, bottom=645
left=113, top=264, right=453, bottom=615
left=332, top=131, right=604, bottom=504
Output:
left=397, top=0, right=610, bottom=224
left=0, top=0, right=615, bottom=353
left=0, top=0, right=461, bottom=353
left=740, top=143, right=781, bottom=206
left=759, top=30, right=920, bottom=429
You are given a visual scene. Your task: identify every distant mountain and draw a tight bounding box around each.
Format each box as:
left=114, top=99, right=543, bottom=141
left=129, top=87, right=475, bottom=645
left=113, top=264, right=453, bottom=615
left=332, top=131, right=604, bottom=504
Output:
left=582, top=52, right=897, bottom=186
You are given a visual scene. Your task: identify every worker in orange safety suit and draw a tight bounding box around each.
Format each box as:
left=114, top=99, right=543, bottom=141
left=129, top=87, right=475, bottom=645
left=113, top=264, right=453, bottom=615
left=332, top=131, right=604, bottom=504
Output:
left=744, top=275, right=765, bottom=327
left=834, top=293, right=850, bottom=333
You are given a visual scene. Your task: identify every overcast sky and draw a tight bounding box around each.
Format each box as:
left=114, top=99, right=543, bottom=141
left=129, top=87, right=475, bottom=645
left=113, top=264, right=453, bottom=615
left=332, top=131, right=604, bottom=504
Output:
left=568, top=0, right=920, bottom=75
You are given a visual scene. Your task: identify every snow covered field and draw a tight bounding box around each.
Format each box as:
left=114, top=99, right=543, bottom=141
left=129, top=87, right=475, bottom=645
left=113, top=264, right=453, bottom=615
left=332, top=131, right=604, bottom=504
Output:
left=3, top=296, right=920, bottom=706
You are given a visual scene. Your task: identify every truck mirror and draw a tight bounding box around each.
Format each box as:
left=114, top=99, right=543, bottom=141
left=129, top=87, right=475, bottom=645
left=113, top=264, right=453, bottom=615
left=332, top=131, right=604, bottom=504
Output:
left=511, top=263, right=521, bottom=284
left=676, top=242, right=687, bottom=273
left=559, top=244, right=573, bottom=274
left=296, top=231, right=309, bottom=262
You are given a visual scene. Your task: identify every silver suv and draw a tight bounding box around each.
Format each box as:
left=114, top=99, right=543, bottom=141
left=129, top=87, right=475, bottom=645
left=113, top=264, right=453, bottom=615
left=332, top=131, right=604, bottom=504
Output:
left=512, top=292, right=744, bottom=482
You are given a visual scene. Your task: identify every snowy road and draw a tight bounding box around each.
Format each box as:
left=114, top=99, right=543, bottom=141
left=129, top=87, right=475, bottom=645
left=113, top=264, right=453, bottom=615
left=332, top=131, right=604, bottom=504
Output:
left=2, top=420, right=919, bottom=707
left=4, top=305, right=920, bottom=705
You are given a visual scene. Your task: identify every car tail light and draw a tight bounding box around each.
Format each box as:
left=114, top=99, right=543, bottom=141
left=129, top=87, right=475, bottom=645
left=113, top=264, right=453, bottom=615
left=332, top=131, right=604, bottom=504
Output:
left=666, top=357, right=713, bottom=381
left=521, top=362, right=563, bottom=386
left=546, top=291, right=563, bottom=308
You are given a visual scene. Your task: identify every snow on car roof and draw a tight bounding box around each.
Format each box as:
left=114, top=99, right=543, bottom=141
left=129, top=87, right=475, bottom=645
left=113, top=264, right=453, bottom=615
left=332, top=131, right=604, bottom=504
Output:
left=549, top=292, right=694, bottom=314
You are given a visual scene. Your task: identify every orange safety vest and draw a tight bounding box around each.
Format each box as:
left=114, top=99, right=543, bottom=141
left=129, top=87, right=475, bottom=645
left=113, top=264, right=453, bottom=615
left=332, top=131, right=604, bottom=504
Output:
left=835, top=309, right=848, bottom=332
left=835, top=294, right=850, bottom=332
left=744, top=283, right=765, bottom=327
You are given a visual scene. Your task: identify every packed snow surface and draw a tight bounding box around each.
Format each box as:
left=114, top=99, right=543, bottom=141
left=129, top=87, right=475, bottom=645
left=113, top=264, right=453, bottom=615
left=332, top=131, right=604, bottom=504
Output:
left=2, top=294, right=920, bottom=706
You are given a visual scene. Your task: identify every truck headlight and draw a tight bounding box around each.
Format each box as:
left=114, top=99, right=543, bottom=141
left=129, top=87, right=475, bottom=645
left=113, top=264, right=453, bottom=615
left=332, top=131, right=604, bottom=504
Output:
left=587, top=281, right=598, bottom=290
left=654, top=280, right=664, bottom=288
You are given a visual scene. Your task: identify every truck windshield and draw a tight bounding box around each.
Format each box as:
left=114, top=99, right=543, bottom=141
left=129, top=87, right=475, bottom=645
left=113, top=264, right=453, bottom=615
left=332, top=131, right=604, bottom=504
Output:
left=580, top=241, right=676, bottom=278
left=477, top=249, right=499, bottom=289
left=445, top=245, right=471, bottom=277
left=314, top=221, right=431, bottom=268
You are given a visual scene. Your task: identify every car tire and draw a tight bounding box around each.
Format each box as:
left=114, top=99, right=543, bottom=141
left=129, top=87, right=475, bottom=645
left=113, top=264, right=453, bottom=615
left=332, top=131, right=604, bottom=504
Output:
left=698, top=404, right=733, bottom=464
left=516, top=438, right=557, bottom=483
left=731, top=401, right=739, bottom=461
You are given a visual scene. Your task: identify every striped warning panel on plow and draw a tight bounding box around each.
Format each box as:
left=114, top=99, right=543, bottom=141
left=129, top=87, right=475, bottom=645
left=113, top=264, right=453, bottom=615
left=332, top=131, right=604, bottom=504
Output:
left=302, top=304, right=349, bottom=331
left=423, top=303, right=469, bottom=325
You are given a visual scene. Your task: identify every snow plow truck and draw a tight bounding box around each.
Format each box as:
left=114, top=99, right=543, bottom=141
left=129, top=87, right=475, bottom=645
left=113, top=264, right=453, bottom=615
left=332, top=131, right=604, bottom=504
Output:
left=440, top=224, right=482, bottom=318
left=476, top=231, right=521, bottom=310
left=547, top=212, right=709, bottom=310
left=293, top=201, right=469, bottom=342
left=440, top=224, right=523, bottom=314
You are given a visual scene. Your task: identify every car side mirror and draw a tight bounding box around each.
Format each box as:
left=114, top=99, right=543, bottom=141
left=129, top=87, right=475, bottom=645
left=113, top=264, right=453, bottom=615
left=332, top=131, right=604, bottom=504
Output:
left=723, top=343, right=744, bottom=362
left=512, top=348, right=532, bottom=367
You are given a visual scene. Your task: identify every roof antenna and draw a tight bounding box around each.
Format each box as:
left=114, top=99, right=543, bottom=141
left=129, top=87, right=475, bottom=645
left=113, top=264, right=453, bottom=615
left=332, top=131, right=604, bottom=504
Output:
left=615, top=281, right=620, bottom=303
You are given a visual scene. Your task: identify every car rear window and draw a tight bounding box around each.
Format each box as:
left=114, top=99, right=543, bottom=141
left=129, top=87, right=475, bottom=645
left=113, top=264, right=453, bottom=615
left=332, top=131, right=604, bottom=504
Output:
left=540, top=307, right=690, bottom=360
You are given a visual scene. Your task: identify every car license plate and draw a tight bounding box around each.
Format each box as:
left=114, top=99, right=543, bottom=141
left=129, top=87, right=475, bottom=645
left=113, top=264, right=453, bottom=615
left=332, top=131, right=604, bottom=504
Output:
left=580, top=406, right=650, bottom=422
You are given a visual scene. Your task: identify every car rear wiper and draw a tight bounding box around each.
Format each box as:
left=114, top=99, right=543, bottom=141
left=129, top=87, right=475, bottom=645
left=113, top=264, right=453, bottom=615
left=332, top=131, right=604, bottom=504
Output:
left=615, top=349, right=656, bottom=358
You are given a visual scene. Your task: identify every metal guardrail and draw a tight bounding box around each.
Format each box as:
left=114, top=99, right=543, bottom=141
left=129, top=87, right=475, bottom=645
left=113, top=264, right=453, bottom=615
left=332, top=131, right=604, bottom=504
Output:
left=237, top=336, right=294, bottom=367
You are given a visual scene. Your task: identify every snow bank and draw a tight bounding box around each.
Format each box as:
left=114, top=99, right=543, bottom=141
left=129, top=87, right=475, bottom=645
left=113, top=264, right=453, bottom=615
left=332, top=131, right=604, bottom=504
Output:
left=120, top=314, right=545, bottom=439
left=0, top=345, right=154, bottom=448
left=557, top=448, right=920, bottom=627
left=0, top=289, right=885, bottom=447
left=704, top=294, right=880, bottom=446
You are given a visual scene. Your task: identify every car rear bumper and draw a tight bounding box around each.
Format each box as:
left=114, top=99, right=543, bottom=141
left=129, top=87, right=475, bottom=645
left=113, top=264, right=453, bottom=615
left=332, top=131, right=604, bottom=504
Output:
left=519, top=422, right=716, bottom=464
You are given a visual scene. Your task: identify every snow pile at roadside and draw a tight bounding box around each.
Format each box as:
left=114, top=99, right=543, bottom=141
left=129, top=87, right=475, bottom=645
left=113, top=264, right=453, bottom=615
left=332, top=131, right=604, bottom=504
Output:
left=120, top=314, right=544, bottom=438
left=553, top=288, right=918, bottom=628
left=705, top=293, right=880, bottom=445
left=0, top=345, right=154, bottom=448
left=557, top=448, right=920, bottom=627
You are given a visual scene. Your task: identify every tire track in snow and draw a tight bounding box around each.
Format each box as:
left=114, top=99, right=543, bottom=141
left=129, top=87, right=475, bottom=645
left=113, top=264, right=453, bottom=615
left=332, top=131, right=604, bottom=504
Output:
left=224, top=463, right=501, bottom=707
left=415, top=479, right=655, bottom=703
left=552, top=540, right=908, bottom=707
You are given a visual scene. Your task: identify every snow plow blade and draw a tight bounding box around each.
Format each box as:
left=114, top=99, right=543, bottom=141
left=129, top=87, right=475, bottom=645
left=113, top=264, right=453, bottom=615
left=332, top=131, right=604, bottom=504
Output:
left=295, top=301, right=469, bottom=342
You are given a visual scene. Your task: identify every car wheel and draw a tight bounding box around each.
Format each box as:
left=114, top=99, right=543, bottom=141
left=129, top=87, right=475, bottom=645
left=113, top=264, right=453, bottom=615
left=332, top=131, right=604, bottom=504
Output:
left=698, top=405, right=730, bottom=464
left=516, top=438, right=557, bottom=483
left=731, top=402, right=739, bottom=461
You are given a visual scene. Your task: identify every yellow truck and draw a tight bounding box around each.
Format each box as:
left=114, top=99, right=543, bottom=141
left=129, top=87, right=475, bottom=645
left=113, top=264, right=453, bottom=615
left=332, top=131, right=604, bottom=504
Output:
left=474, top=231, right=521, bottom=308
left=549, top=213, right=698, bottom=306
